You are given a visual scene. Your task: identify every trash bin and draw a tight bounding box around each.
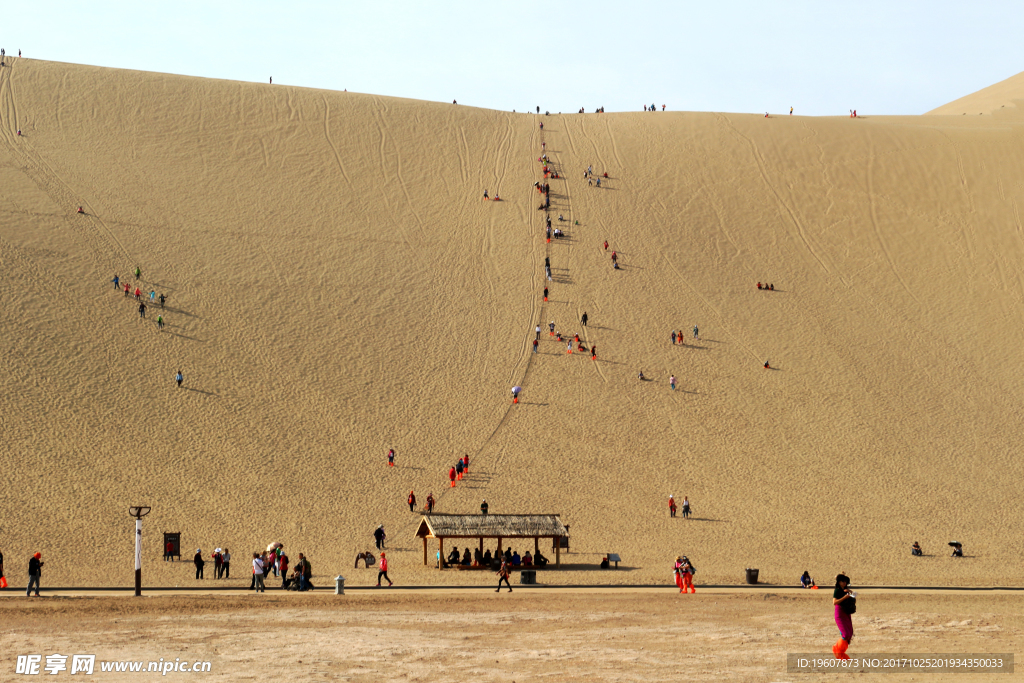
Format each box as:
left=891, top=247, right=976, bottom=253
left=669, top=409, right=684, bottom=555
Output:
left=520, top=570, right=537, bottom=585
left=334, top=575, right=346, bottom=595
left=745, top=568, right=759, bottom=585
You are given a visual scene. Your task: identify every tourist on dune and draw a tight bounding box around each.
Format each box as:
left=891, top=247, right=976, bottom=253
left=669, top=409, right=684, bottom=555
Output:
left=670, top=375, right=677, bottom=390
left=495, top=556, right=513, bottom=593
left=800, top=571, right=817, bottom=588
left=176, top=370, right=183, bottom=387
left=193, top=549, right=205, bottom=579
left=221, top=549, right=230, bottom=578
left=449, top=466, right=457, bottom=487
left=681, top=496, right=691, bottom=518
left=387, top=448, right=395, bottom=467
left=26, top=552, right=43, bottom=597
left=374, top=525, right=386, bottom=550
left=408, top=490, right=416, bottom=512
left=377, top=552, right=393, bottom=586
left=426, top=493, right=435, bottom=513
left=832, top=574, right=855, bottom=659
left=911, top=541, right=922, bottom=556
left=252, top=552, right=265, bottom=592
left=669, top=495, right=677, bottom=517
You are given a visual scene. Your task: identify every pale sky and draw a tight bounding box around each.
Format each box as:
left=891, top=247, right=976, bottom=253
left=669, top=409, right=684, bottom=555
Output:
left=7, top=1, right=1022, bottom=116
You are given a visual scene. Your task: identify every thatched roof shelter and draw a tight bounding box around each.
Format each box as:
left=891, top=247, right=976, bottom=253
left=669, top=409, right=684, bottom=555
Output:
left=415, top=513, right=568, bottom=568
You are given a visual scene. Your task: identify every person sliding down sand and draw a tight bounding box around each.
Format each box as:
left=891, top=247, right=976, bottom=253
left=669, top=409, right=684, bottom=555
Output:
left=483, top=189, right=488, bottom=200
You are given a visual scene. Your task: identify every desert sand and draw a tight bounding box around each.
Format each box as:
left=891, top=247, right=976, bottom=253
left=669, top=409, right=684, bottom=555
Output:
left=2, top=58, right=1024, bottom=593
left=2, top=590, right=1021, bottom=681
left=928, top=69, right=1024, bottom=116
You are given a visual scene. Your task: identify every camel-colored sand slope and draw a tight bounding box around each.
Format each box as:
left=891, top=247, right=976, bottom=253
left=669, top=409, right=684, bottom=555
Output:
left=928, top=69, right=1024, bottom=116
left=2, top=59, right=1024, bottom=588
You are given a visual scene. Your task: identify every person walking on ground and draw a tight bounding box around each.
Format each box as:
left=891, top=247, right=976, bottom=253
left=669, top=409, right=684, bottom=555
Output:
left=671, top=330, right=677, bottom=345
left=674, top=556, right=685, bottom=592
left=157, top=315, right=164, bottom=330
left=680, top=556, right=696, bottom=593
left=549, top=321, right=555, bottom=336
left=543, top=288, right=548, bottom=301
left=176, top=370, right=183, bottom=388
left=278, top=551, right=289, bottom=588
left=138, top=302, right=146, bottom=318
left=377, top=552, right=393, bottom=586
left=112, top=274, right=119, bottom=290
left=124, top=283, right=130, bottom=297
left=213, top=549, right=223, bottom=578
left=26, top=552, right=43, bottom=596
left=134, top=287, right=141, bottom=300
left=387, top=448, right=395, bottom=467
left=536, top=324, right=542, bottom=340
left=591, top=345, right=597, bottom=360
left=159, top=293, right=166, bottom=308
left=456, top=458, right=464, bottom=480
left=149, top=290, right=156, bottom=303
left=449, top=466, right=457, bottom=487
left=669, top=495, right=677, bottom=517
left=512, top=386, right=522, bottom=403
left=533, top=339, right=539, bottom=353
left=252, top=552, right=266, bottom=592
left=193, top=549, right=205, bottom=579
left=408, top=490, right=416, bottom=512
left=611, top=251, right=617, bottom=263
left=604, top=240, right=609, bottom=250
left=481, top=499, right=489, bottom=515
left=790, top=107, right=794, bottom=115
left=581, top=312, right=588, bottom=327
left=833, top=574, right=855, bottom=659
left=496, top=556, right=513, bottom=592
left=222, top=548, right=231, bottom=578
left=670, top=375, right=677, bottom=390
left=693, top=325, right=699, bottom=340
left=374, top=525, right=386, bottom=550
left=681, top=496, right=691, bottom=519
left=134, top=266, right=141, bottom=280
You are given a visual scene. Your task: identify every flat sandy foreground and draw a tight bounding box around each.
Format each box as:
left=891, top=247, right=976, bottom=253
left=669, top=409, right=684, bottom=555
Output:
left=1, top=589, right=1020, bottom=682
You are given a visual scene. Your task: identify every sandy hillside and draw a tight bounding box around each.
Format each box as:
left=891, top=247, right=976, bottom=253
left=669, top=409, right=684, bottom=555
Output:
left=928, top=69, right=1024, bottom=116
left=2, top=59, right=1024, bottom=589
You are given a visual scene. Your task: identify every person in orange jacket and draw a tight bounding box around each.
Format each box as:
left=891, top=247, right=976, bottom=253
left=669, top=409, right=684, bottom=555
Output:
left=407, top=490, right=416, bottom=512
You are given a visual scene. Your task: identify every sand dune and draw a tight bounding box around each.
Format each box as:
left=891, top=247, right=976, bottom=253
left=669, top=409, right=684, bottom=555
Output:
left=2, top=58, right=1024, bottom=589
left=928, top=69, right=1024, bottom=116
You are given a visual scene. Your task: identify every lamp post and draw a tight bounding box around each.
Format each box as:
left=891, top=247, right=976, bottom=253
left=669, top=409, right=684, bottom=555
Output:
left=128, top=506, right=151, bottom=597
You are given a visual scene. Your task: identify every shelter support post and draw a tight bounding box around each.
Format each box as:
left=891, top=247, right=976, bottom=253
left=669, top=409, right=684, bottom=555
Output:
left=534, top=537, right=539, bottom=554
left=556, top=538, right=560, bottom=566
left=439, top=537, right=444, bottom=570
left=497, top=537, right=502, bottom=558
left=422, top=537, right=427, bottom=566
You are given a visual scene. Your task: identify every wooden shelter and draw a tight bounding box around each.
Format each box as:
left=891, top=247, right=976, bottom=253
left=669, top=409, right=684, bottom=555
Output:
left=415, top=513, right=568, bottom=568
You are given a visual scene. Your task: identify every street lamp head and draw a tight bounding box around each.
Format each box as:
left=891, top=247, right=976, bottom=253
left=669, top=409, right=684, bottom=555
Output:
left=129, top=506, right=152, bottom=519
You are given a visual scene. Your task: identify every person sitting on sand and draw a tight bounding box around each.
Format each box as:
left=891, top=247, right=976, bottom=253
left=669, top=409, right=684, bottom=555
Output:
left=483, top=189, right=489, bottom=200
left=950, top=541, right=963, bottom=557
left=534, top=551, right=549, bottom=567
left=800, top=571, right=816, bottom=588
left=769, top=284, right=774, bottom=290
left=523, top=551, right=533, bottom=566
left=448, top=547, right=461, bottom=565
left=512, top=551, right=522, bottom=567
left=911, top=541, right=922, bottom=556
left=638, top=370, right=646, bottom=380
left=757, top=282, right=762, bottom=289
left=483, top=549, right=493, bottom=565
left=461, top=548, right=472, bottom=566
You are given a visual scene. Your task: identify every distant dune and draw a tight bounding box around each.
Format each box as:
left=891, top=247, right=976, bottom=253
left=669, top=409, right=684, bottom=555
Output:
left=2, top=59, right=1024, bottom=589
left=928, top=69, right=1024, bottom=115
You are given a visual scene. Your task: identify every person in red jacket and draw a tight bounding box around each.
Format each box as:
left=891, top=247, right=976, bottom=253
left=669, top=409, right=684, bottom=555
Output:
left=426, top=493, right=435, bottom=513
left=377, top=552, right=393, bottom=587
left=278, top=552, right=289, bottom=588
left=449, top=466, right=457, bottom=487
left=408, top=490, right=416, bottom=512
